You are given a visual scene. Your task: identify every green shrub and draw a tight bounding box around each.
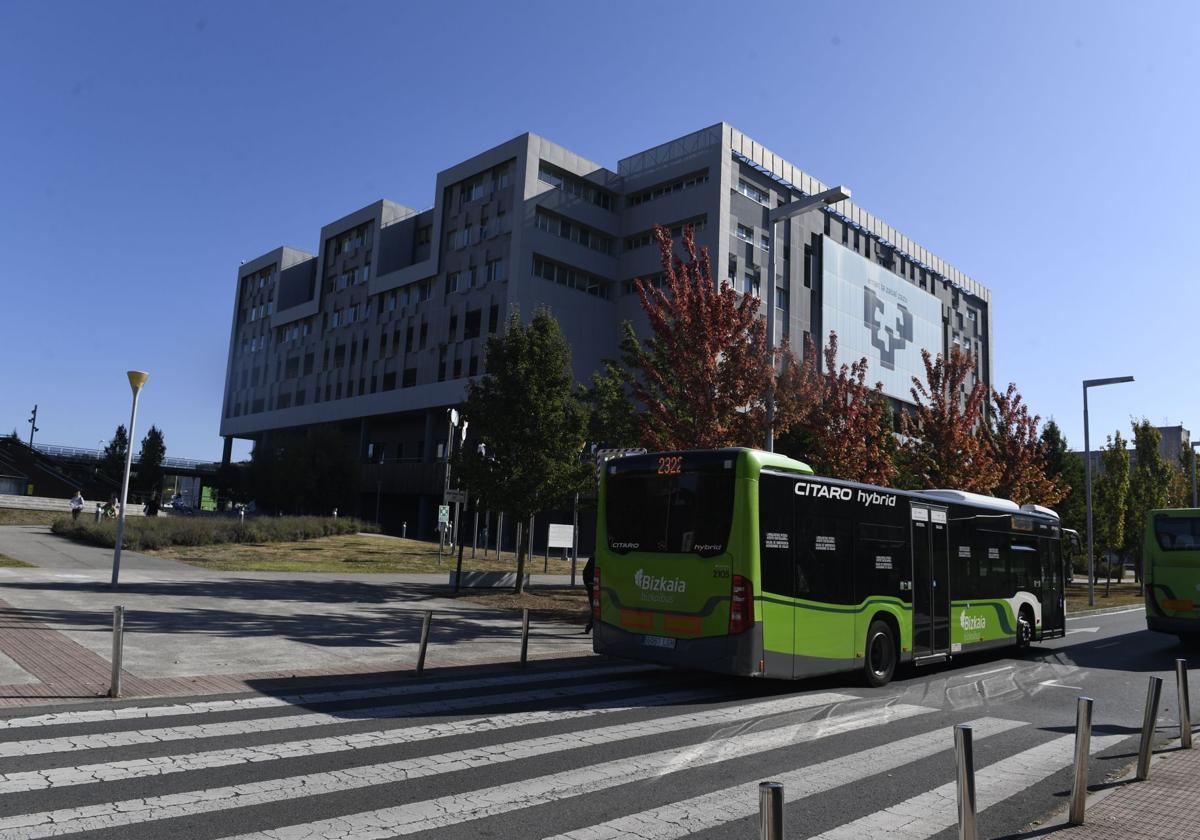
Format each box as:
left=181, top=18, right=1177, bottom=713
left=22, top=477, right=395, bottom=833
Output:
left=50, top=515, right=376, bottom=551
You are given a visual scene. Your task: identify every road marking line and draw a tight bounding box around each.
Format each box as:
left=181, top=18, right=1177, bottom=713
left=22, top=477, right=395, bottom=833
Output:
left=0, top=691, right=871, bottom=838
left=0, top=687, right=720, bottom=794
left=1065, top=627, right=1100, bottom=635
left=959, top=666, right=1014, bottom=680
left=1038, top=680, right=1084, bottom=690
left=0, top=661, right=661, bottom=731
left=809, top=731, right=1127, bottom=839
left=1095, top=642, right=1119, bottom=649
left=541, top=717, right=1024, bottom=840
left=0, top=677, right=659, bottom=758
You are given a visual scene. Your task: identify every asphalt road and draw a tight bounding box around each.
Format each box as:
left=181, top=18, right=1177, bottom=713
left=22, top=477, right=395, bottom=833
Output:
left=0, top=605, right=1184, bottom=840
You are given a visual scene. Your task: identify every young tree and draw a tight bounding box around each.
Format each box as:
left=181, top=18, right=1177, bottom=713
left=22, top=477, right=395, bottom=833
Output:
left=1124, top=420, right=1172, bottom=587
left=579, top=361, right=641, bottom=449
left=1093, top=431, right=1129, bottom=595
left=988, top=384, right=1067, bottom=507
left=777, top=331, right=896, bottom=485
left=620, top=225, right=796, bottom=449
left=136, top=426, right=167, bottom=494
left=897, top=347, right=999, bottom=493
left=1040, top=419, right=1085, bottom=533
left=455, top=308, right=592, bottom=593
left=99, top=425, right=130, bottom=483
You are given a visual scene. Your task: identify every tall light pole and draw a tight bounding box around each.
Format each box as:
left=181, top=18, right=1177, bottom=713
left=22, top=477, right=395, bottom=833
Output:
left=1083, top=375, right=1134, bottom=607
left=764, top=185, right=852, bottom=451
left=111, top=371, right=149, bottom=589
left=1191, top=441, right=1200, bottom=508
left=27, top=405, right=38, bottom=449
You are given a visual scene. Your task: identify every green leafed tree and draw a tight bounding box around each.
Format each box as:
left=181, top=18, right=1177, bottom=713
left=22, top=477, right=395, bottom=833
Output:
left=136, top=426, right=166, bottom=494
left=1124, top=420, right=1173, bottom=587
left=454, top=307, right=592, bottom=593
left=99, top=425, right=130, bottom=483
left=579, top=360, right=641, bottom=449
left=1092, top=430, right=1129, bottom=595
left=1040, top=419, right=1085, bottom=533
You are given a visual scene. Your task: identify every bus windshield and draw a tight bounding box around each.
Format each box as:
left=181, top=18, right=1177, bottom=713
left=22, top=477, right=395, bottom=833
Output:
left=1154, top=515, right=1200, bottom=551
left=606, top=465, right=734, bottom=558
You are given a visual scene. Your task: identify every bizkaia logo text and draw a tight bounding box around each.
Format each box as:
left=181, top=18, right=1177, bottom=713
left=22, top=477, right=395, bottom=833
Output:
left=793, top=481, right=896, bottom=508
left=960, top=613, right=987, bottom=631
left=634, top=569, right=688, bottom=594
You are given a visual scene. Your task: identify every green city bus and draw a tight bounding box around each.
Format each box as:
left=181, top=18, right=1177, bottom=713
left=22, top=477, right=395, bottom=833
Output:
left=1145, top=508, right=1200, bottom=644
left=592, top=448, right=1066, bottom=686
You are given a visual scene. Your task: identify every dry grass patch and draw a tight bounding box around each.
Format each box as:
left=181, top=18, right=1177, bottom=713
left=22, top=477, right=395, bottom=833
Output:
left=450, top=586, right=589, bottom=620
left=155, top=533, right=586, bottom=576
left=0, top=509, right=65, bottom=527
left=1066, top=581, right=1144, bottom=613
left=0, top=553, right=33, bottom=568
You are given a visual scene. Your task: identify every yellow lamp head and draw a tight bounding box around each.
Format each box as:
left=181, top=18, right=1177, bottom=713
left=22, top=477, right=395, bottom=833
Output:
left=126, top=370, right=150, bottom=392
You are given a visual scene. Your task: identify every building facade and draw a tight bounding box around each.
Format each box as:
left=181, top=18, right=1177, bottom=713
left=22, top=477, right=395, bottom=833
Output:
left=219, top=123, right=994, bottom=536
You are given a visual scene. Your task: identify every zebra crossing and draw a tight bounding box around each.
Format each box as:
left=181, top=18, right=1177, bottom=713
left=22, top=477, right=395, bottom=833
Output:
left=0, top=659, right=1132, bottom=840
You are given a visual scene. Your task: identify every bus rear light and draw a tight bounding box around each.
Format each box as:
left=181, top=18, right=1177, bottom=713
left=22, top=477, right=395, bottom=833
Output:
left=591, top=569, right=601, bottom=618
left=729, top=574, right=754, bottom=634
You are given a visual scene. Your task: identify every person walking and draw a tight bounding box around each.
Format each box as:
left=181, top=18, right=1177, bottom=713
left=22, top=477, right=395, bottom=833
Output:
left=69, top=490, right=85, bottom=522
left=581, top=554, right=596, bottom=634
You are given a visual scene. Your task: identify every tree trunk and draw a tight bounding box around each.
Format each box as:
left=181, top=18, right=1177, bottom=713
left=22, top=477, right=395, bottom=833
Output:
left=1104, top=553, right=1112, bottom=597
left=514, top=518, right=528, bottom=594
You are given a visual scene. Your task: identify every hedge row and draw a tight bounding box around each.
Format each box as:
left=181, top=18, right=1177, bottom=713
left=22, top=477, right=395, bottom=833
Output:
left=50, top=515, right=375, bottom=551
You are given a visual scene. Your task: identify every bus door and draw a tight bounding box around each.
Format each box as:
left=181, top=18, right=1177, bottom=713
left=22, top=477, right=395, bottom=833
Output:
left=1040, top=536, right=1065, bottom=637
left=911, top=504, right=951, bottom=659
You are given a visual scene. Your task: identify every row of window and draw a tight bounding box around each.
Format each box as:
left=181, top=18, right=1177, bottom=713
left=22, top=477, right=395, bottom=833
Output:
left=245, top=301, right=274, bottom=323
left=619, top=272, right=666, bottom=297
left=335, top=265, right=370, bottom=291
left=445, top=210, right=507, bottom=250
left=532, top=255, right=611, bottom=299
left=537, top=162, right=615, bottom=211
left=458, top=162, right=513, bottom=204
left=735, top=223, right=770, bottom=251
left=624, top=215, right=708, bottom=251
left=736, top=179, right=771, bottom=206
left=626, top=170, right=709, bottom=207
left=326, top=222, right=373, bottom=265
left=448, top=258, right=506, bottom=293
left=534, top=208, right=614, bottom=255
left=242, top=267, right=277, bottom=298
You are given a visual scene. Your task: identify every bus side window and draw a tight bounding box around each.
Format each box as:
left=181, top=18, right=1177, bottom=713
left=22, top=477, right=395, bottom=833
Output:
left=1012, top=536, right=1039, bottom=591
left=977, top=530, right=1008, bottom=599
left=796, top=508, right=853, bottom=604
left=758, top=476, right=793, bottom=596
left=949, top=520, right=975, bottom=600
left=854, top=521, right=907, bottom=603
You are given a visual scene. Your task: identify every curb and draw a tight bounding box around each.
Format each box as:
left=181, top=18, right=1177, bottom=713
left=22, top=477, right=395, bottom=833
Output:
left=1067, top=604, right=1145, bottom=618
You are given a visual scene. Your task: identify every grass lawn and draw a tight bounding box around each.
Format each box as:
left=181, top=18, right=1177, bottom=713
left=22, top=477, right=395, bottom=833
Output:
left=153, top=533, right=587, bottom=577
left=1066, top=580, right=1144, bottom=613
left=0, top=553, right=33, bottom=568
left=0, top=509, right=66, bottom=527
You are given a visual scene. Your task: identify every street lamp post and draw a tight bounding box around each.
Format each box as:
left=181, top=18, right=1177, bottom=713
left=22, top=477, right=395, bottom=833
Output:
left=111, top=371, right=149, bottom=589
left=1191, top=441, right=1200, bottom=508
left=764, top=186, right=852, bottom=451
left=1083, top=376, right=1134, bottom=607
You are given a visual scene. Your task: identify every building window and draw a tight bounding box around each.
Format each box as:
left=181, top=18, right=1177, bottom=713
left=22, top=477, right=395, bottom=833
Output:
left=532, top=254, right=611, bottom=299
left=417, top=225, right=432, bottom=245
left=743, top=272, right=761, bottom=297
left=534, top=208, right=614, bottom=255
left=464, top=309, right=481, bottom=339
left=736, top=179, right=770, bottom=205
left=626, top=169, right=709, bottom=207
left=402, top=368, right=417, bottom=387
left=537, top=162, right=614, bottom=210
left=736, top=224, right=755, bottom=244
left=485, top=258, right=506, bottom=284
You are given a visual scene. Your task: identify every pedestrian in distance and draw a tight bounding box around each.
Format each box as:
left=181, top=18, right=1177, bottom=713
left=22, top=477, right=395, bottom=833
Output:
left=143, top=492, right=159, bottom=517
left=102, top=495, right=118, bottom=520
left=581, top=554, right=596, bottom=634
left=69, top=490, right=84, bottom=522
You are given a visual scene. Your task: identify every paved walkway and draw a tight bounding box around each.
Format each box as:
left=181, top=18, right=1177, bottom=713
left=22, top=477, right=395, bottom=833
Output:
left=0, top=526, right=594, bottom=706
left=1045, top=740, right=1200, bottom=839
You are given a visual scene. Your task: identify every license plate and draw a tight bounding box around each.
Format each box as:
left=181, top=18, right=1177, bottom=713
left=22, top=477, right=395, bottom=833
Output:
left=641, top=635, right=676, bottom=649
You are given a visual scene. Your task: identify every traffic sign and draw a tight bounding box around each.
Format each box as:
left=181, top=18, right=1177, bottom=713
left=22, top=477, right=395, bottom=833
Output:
left=438, top=505, right=450, bottom=524
left=445, top=489, right=468, bottom=505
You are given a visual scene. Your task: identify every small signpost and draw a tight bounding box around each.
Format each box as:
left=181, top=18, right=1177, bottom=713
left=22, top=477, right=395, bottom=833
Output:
left=438, top=505, right=450, bottom=524
left=547, top=524, right=574, bottom=573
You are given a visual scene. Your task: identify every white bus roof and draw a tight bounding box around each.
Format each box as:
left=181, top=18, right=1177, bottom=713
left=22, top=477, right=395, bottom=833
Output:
left=922, top=490, right=1020, bottom=513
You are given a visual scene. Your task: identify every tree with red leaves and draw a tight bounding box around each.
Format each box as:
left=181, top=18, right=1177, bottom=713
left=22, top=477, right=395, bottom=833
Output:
left=988, top=383, right=1068, bottom=506
left=621, top=225, right=797, bottom=450
left=778, top=332, right=897, bottom=486
left=899, top=347, right=1000, bottom=493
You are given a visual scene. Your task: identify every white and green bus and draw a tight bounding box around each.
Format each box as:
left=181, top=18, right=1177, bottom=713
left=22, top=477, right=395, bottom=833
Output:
left=593, top=448, right=1067, bottom=686
left=1145, top=508, right=1200, bottom=644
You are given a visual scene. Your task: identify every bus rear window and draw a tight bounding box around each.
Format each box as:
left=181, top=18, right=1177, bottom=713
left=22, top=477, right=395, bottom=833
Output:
left=605, top=470, right=734, bottom=557
left=1155, top=516, right=1200, bottom=551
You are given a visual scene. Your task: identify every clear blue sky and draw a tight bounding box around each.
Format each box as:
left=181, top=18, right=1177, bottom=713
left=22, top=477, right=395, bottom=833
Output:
left=2, top=1, right=1195, bottom=462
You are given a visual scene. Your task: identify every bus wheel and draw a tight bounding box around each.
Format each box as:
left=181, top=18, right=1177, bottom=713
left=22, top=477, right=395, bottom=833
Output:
left=864, top=619, right=896, bottom=687
left=1016, top=608, right=1034, bottom=650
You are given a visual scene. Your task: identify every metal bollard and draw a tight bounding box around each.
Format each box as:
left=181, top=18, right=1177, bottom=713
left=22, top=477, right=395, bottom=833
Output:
left=415, top=611, right=432, bottom=677
left=758, top=781, right=784, bottom=840
left=239, top=508, right=245, bottom=524
left=1068, top=696, right=1094, bottom=825
left=1137, top=676, right=1163, bottom=780
left=1177, top=659, right=1192, bottom=749
left=402, top=521, right=407, bottom=539
left=109, top=606, right=125, bottom=698
left=519, top=608, right=530, bottom=666
left=954, top=724, right=977, bottom=840
left=95, top=503, right=102, bottom=523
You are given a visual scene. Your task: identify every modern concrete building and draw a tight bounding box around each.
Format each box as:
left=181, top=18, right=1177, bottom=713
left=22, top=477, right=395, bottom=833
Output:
left=219, top=123, right=994, bottom=536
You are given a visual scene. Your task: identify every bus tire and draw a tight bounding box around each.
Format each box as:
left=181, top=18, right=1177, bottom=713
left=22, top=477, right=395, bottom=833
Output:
left=1016, top=606, right=1034, bottom=650
left=864, top=619, right=897, bottom=687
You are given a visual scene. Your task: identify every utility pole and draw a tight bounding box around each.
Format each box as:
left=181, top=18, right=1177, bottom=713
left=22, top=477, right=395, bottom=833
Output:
left=27, top=405, right=38, bottom=449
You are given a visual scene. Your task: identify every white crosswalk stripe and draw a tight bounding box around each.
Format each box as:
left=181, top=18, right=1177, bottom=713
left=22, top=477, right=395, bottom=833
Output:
left=210, top=703, right=943, bottom=840
left=0, top=686, right=715, bottom=794
left=0, top=676, right=664, bottom=758
left=0, top=691, right=875, bottom=838
left=0, top=661, right=660, bottom=731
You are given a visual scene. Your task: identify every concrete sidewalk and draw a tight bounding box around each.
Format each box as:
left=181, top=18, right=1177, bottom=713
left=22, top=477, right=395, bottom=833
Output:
left=1045, top=740, right=1200, bottom=839
left=0, top=526, right=594, bottom=706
